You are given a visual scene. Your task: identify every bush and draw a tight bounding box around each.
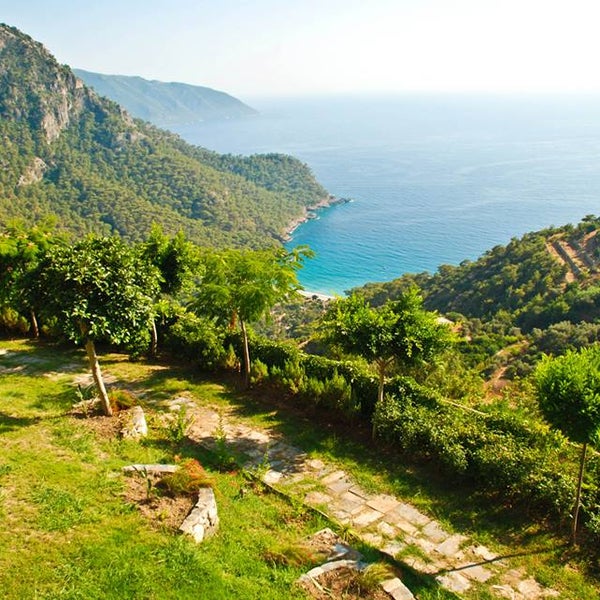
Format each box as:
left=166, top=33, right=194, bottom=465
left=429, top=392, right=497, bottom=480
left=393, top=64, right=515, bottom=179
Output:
left=373, top=393, right=577, bottom=516
left=163, top=312, right=226, bottom=369
left=108, top=388, right=137, bottom=412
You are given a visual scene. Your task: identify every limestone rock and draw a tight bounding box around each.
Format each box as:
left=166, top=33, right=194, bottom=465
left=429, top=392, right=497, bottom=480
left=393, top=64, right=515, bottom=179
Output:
left=179, top=487, right=219, bottom=543
left=121, top=406, right=148, bottom=439
left=122, top=464, right=178, bottom=475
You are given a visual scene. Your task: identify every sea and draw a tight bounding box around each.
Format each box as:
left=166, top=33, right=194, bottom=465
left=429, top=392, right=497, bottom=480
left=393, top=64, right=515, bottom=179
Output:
left=171, top=93, right=600, bottom=296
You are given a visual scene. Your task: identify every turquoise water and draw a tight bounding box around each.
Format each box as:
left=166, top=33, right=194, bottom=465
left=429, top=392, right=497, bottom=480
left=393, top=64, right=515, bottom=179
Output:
left=173, top=94, right=600, bottom=295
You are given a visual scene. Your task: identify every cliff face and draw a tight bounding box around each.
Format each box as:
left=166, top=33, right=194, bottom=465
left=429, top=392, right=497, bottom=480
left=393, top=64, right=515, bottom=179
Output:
left=0, top=25, right=96, bottom=141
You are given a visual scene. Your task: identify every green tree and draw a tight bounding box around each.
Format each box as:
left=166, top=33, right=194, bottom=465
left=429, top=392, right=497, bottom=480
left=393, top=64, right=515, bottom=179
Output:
left=192, top=246, right=311, bottom=386
left=320, top=289, right=452, bottom=408
left=0, top=219, right=60, bottom=336
left=535, top=346, right=600, bottom=544
left=37, top=236, right=160, bottom=415
left=140, top=225, right=197, bottom=355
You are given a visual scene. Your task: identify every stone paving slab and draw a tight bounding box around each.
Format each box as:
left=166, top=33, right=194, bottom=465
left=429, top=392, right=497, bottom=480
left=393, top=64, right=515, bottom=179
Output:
left=460, top=563, right=494, bottom=583
left=179, top=403, right=562, bottom=600
left=436, top=572, right=472, bottom=594
left=382, top=577, right=415, bottom=600
left=435, top=533, right=468, bottom=557
left=352, top=507, right=384, bottom=528
left=390, top=502, right=432, bottom=526
left=366, top=494, right=401, bottom=513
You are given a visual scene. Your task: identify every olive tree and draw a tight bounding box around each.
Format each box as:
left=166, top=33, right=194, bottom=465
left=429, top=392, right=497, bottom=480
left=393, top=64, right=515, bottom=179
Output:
left=37, top=236, right=159, bottom=416
left=535, top=346, right=600, bottom=544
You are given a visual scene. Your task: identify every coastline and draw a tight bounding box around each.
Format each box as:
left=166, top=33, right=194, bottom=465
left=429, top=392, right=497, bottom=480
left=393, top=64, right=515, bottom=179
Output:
left=298, top=289, right=336, bottom=302
left=281, top=195, right=351, bottom=243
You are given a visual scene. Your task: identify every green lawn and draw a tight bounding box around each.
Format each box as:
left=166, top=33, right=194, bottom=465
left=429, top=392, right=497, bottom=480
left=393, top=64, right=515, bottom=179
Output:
left=1, top=339, right=598, bottom=599
left=0, top=340, right=328, bottom=599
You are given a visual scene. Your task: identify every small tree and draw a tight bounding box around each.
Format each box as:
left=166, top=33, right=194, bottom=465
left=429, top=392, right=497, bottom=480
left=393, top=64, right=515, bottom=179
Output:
left=535, top=346, right=600, bottom=544
left=192, top=246, right=311, bottom=387
left=0, top=219, right=61, bottom=337
left=37, top=236, right=159, bottom=416
left=320, top=289, right=452, bottom=408
left=140, top=225, right=197, bottom=356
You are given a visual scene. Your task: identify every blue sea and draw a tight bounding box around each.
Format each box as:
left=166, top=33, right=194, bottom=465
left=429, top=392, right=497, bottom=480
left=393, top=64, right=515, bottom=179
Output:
left=172, top=94, right=600, bottom=295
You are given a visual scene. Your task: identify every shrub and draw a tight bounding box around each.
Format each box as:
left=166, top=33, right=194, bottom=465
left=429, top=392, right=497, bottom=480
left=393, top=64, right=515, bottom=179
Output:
left=373, top=393, right=577, bottom=516
left=250, top=359, right=269, bottom=385
left=108, top=388, right=137, bottom=412
left=163, top=312, right=226, bottom=369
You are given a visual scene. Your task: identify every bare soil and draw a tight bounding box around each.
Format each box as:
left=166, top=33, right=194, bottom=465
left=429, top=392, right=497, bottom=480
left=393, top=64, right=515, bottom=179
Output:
left=300, top=566, right=391, bottom=600
left=122, top=471, right=195, bottom=531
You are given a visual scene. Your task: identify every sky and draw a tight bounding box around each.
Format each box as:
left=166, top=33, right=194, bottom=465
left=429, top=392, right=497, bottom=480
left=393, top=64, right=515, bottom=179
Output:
left=2, top=0, right=600, bottom=98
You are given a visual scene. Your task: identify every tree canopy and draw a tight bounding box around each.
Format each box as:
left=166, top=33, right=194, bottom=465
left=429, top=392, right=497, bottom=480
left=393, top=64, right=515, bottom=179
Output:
left=535, top=346, right=600, bottom=543
left=191, top=246, right=312, bottom=385
left=320, top=289, right=452, bottom=406
left=36, top=235, right=160, bottom=414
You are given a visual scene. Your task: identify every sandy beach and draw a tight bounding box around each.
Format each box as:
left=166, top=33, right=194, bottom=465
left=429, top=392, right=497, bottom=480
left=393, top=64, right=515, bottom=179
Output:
left=298, top=289, right=336, bottom=302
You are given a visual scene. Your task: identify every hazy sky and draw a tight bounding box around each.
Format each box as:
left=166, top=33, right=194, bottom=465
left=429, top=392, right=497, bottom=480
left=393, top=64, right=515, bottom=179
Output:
left=2, top=0, right=600, bottom=98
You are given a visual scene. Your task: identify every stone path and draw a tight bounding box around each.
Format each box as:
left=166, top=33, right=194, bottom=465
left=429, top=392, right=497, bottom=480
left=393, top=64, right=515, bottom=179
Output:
left=162, top=396, right=560, bottom=599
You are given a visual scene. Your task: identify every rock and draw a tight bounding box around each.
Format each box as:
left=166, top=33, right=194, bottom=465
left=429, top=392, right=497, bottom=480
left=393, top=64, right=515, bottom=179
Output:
left=122, top=464, right=179, bottom=474
left=179, top=487, right=219, bottom=543
left=121, top=406, right=148, bottom=439
left=381, top=577, right=415, bottom=600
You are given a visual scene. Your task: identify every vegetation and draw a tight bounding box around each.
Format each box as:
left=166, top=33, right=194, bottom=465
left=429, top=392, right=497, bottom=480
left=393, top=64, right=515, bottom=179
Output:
left=3, top=21, right=600, bottom=597
left=0, top=341, right=334, bottom=599
left=73, top=69, right=257, bottom=126
left=320, top=290, right=452, bottom=407
left=191, top=246, right=312, bottom=387
left=0, top=24, right=327, bottom=248
left=35, top=235, right=160, bottom=415
left=536, top=347, right=600, bottom=544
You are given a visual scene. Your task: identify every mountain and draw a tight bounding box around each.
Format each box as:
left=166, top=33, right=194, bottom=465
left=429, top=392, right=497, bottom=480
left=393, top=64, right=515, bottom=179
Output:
left=73, top=69, right=257, bottom=126
left=0, top=24, right=327, bottom=247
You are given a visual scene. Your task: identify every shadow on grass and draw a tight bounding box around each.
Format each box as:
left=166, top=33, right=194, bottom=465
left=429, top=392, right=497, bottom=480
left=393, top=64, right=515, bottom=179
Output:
left=125, top=363, right=555, bottom=543
left=0, top=411, right=41, bottom=433
left=67, top=355, right=583, bottom=574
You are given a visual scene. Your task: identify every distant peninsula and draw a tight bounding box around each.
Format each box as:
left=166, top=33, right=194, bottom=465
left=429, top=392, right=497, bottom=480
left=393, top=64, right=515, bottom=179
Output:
left=73, top=69, right=257, bottom=127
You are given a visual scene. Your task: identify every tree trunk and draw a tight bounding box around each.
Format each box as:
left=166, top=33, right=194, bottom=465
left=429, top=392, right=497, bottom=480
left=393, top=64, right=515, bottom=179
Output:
left=150, top=319, right=158, bottom=357
left=372, top=360, right=387, bottom=438
left=30, top=309, right=39, bottom=338
left=571, top=442, right=587, bottom=545
left=240, top=319, right=251, bottom=388
left=377, top=362, right=386, bottom=407
left=85, top=338, right=113, bottom=416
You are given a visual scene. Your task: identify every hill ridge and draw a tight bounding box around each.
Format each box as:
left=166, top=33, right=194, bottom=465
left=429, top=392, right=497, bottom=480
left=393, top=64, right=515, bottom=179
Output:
left=73, top=69, right=257, bottom=126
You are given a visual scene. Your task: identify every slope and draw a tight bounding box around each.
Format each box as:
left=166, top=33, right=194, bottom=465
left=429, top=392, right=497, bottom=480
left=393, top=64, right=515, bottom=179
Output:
left=355, top=215, right=600, bottom=331
left=0, top=24, right=326, bottom=247
left=73, top=69, right=257, bottom=126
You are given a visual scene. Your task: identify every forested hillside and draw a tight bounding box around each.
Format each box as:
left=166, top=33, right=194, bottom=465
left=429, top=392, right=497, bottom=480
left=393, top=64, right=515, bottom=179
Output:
left=355, top=215, right=600, bottom=330
left=73, top=69, right=257, bottom=126
left=0, top=24, right=327, bottom=247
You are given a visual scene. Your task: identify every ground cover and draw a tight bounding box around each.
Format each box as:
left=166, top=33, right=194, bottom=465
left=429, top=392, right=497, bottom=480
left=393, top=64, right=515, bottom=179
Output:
left=0, top=340, right=331, bottom=599
left=1, top=339, right=599, bottom=599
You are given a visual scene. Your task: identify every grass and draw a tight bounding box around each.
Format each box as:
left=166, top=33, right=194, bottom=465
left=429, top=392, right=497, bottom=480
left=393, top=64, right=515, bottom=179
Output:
left=1, top=339, right=599, bottom=599
left=0, top=340, right=327, bottom=599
